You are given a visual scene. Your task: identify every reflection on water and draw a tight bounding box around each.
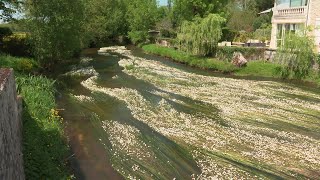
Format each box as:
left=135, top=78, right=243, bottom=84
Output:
left=57, top=46, right=320, bottom=179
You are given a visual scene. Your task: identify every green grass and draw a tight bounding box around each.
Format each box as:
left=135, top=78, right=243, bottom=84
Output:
left=0, top=54, right=38, bottom=73
left=142, top=44, right=237, bottom=73
left=1, top=54, right=71, bottom=179
left=16, top=75, right=71, bottom=179
left=235, top=61, right=281, bottom=78
left=142, top=44, right=320, bottom=85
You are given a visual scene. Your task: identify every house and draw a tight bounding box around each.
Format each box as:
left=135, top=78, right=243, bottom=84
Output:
left=270, top=0, right=320, bottom=53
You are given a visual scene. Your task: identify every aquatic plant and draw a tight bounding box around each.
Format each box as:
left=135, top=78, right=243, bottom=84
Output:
left=80, top=46, right=320, bottom=179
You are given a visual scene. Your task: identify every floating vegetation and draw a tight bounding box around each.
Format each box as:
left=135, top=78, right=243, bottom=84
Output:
left=64, top=66, right=98, bottom=77
left=77, top=47, right=320, bottom=179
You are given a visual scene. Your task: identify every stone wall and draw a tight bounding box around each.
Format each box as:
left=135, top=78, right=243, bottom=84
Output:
left=0, top=69, right=25, bottom=180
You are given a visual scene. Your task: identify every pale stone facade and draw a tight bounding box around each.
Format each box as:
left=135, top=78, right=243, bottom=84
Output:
left=270, top=0, right=320, bottom=53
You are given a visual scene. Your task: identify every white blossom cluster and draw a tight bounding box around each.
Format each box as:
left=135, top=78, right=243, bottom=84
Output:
left=65, top=66, right=99, bottom=77
left=72, top=94, right=93, bottom=102
left=81, top=46, right=320, bottom=179
left=80, top=57, right=94, bottom=66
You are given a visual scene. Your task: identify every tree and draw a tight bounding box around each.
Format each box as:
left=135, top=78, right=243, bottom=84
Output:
left=83, top=0, right=128, bottom=45
left=255, top=0, right=274, bottom=12
left=177, top=14, right=225, bottom=56
left=226, top=0, right=257, bottom=32
left=24, top=0, right=85, bottom=67
left=126, top=0, right=158, bottom=44
left=172, top=0, right=230, bottom=27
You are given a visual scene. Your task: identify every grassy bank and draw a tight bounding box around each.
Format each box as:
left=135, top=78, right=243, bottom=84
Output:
left=142, top=44, right=320, bottom=84
left=142, top=44, right=237, bottom=73
left=0, top=55, right=71, bottom=179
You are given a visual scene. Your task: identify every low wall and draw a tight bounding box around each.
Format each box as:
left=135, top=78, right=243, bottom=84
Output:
left=0, top=69, right=24, bottom=180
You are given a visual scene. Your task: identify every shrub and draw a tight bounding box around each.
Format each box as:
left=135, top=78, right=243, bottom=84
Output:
left=275, top=33, right=315, bottom=79
left=253, top=24, right=272, bottom=42
left=0, top=27, right=13, bottom=40
left=0, top=55, right=38, bottom=73
left=221, top=28, right=237, bottom=42
left=128, top=31, right=149, bottom=45
left=234, top=31, right=253, bottom=42
left=1, top=33, right=31, bottom=57
left=160, top=29, right=177, bottom=38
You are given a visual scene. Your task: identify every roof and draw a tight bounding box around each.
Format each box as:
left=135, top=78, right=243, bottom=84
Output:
left=258, top=8, right=272, bottom=15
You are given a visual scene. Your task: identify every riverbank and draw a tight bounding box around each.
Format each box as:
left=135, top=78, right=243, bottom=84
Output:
left=0, top=55, right=71, bottom=179
left=142, top=44, right=320, bottom=85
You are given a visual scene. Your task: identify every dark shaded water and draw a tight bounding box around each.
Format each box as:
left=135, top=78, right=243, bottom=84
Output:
left=57, top=47, right=320, bottom=179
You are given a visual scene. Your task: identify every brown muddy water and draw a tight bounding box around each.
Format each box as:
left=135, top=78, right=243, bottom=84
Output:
left=57, top=46, right=320, bottom=179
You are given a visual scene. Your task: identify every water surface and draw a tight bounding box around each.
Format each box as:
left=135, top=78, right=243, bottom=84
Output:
left=58, top=46, right=320, bottom=179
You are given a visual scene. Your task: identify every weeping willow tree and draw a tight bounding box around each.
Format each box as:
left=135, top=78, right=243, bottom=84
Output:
left=275, top=30, right=315, bottom=79
left=177, top=14, right=225, bottom=56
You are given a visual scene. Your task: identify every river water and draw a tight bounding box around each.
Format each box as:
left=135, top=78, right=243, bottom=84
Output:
left=57, top=46, right=320, bottom=179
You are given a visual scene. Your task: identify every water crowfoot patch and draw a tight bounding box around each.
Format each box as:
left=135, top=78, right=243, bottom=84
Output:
left=80, top=47, right=320, bottom=179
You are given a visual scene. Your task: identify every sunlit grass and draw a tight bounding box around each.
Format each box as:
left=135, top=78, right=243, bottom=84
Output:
left=16, top=75, right=70, bottom=179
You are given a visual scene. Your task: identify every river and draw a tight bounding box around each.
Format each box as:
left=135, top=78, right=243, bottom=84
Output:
left=57, top=46, right=320, bottom=179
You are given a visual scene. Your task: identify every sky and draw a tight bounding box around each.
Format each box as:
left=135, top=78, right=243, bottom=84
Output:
left=158, top=0, right=168, bottom=6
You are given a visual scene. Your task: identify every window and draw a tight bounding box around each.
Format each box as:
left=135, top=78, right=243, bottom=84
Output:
left=290, top=0, right=307, bottom=7
left=276, top=0, right=307, bottom=7
left=276, top=23, right=304, bottom=47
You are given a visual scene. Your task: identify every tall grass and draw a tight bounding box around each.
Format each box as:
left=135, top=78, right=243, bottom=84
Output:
left=1, top=54, right=71, bottom=179
left=16, top=75, right=71, bottom=179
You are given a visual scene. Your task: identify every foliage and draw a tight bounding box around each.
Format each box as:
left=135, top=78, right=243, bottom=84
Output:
left=160, top=29, right=176, bottom=38
left=0, top=27, right=13, bottom=40
left=177, top=14, right=225, bottom=56
left=227, top=9, right=257, bottom=32
left=221, top=27, right=237, bottom=42
left=142, top=44, right=237, bottom=73
left=275, top=33, right=315, bottom=79
left=255, top=0, right=274, bottom=12
left=253, top=14, right=271, bottom=31
left=1, top=33, right=31, bottom=57
left=0, top=54, right=38, bottom=73
left=226, top=0, right=272, bottom=33
left=253, top=24, right=272, bottom=42
left=216, top=46, right=266, bottom=62
left=234, top=31, right=253, bottom=42
left=16, top=75, right=70, bottom=179
left=172, top=0, right=230, bottom=26
left=128, top=31, right=149, bottom=45
left=83, top=0, right=128, bottom=45
left=24, top=0, right=85, bottom=66
left=126, top=0, right=158, bottom=44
